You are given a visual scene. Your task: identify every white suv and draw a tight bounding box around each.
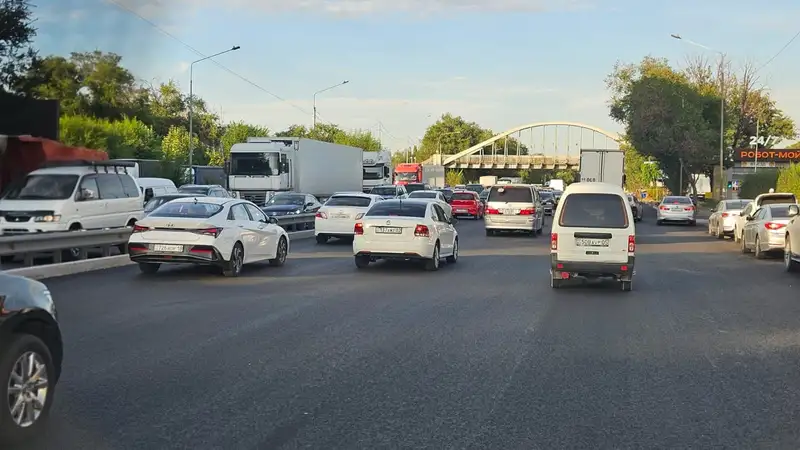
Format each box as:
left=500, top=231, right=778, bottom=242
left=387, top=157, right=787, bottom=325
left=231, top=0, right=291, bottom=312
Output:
left=550, top=182, right=636, bottom=291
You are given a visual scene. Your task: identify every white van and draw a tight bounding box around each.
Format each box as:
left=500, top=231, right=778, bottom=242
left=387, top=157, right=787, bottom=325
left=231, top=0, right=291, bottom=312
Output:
left=137, top=177, right=178, bottom=203
left=549, top=182, right=636, bottom=291
left=0, top=161, right=144, bottom=235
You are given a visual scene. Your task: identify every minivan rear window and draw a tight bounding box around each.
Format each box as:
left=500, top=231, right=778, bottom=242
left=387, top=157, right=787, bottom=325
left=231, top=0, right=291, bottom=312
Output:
left=488, top=186, right=532, bottom=203
left=366, top=202, right=427, bottom=218
left=325, top=196, right=372, bottom=207
left=760, top=195, right=796, bottom=206
left=559, top=193, right=628, bottom=229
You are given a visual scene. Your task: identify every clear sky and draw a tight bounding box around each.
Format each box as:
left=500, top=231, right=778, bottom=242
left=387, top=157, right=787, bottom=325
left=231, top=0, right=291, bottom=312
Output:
left=34, top=0, right=800, bottom=151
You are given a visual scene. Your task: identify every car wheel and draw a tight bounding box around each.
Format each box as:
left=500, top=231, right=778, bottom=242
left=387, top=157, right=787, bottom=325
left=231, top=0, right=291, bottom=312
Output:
left=446, top=239, right=458, bottom=264
left=656, top=220, right=663, bottom=226
left=269, top=237, right=288, bottom=266
left=754, top=236, right=765, bottom=259
left=785, top=236, right=799, bottom=272
left=424, top=243, right=440, bottom=271
left=741, top=234, right=750, bottom=253
left=138, top=262, right=160, bottom=274
left=734, top=228, right=740, bottom=242
left=550, top=276, right=561, bottom=289
left=222, top=242, right=244, bottom=277
left=485, top=229, right=493, bottom=237
left=315, top=235, right=328, bottom=245
left=0, top=334, right=56, bottom=445
left=716, top=225, right=725, bottom=239
left=621, top=280, right=632, bottom=291
left=354, top=255, right=370, bottom=269
left=689, top=220, right=696, bottom=226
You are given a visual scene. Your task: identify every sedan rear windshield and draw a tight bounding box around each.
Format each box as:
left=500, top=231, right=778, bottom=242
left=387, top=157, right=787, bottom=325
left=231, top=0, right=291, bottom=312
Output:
left=559, top=193, right=628, bottom=229
left=405, top=184, right=426, bottom=193
left=326, top=196, right=372, bottom=207
left=409, top=192, right=437, bottom=199
left=488, top=186, right=532, bottom=203
left=149, top=202, right=223, bottom=218
left=366, top=202, right=427, bottom=217
left=663, top=196, right=692, bottom=204
left=724, top=200, right=750, bottom=209
left=370, top=187, right=397, bottom=196
left=760, top=195, right=796, bottom=206
left=769, top=205, right=793, bottom=217
left=452, top=192, right=476, bottom=201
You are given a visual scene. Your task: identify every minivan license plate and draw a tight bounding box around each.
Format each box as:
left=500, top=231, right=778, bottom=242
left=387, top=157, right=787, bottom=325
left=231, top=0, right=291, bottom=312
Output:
left=376, top=227, right=401, bottom=234
left=154, top=244, right=183, bottom=252
left=575, top=238, right=609, bottom=247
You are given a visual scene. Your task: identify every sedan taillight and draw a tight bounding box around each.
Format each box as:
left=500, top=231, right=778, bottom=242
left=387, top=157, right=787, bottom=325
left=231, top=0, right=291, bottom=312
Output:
left=194, top=227, right=223, bottom=238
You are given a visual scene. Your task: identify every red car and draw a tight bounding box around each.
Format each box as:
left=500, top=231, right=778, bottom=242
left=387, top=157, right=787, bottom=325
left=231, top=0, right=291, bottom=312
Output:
left=450, top=190, right=484, bottom=219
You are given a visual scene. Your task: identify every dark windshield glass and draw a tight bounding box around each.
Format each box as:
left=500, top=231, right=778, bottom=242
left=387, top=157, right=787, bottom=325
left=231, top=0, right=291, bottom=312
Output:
left=466, top=184, right=483, bottom=193
left=178, top=186, right=209, bottom=194
left=409, top=192, right=437, bottom=199
left=325, top=196, right=372, bottom=207
left=405, top=183, right=426, bottom=193
left=149, top=202, right=223, bottom=218
left=559, top=193, right=628, bottom=228
left=366, top=202, right=427, bottom=217
left=488, top=186, right=532, bottom=203
left=266, top=195, right=304, bottom=206
left=770, top=205, right=793, bottom=217
left=760, top=195, right=796, bottom=206
left=3, top=174, right=79, bottom=200
left=452, top=192, right=475, bottom=201
left=230, top=153, right=275, bottom=176
left=370, top=187, right=397, bottom=196
left=144, top=196, right=183, bottom=212
left=395, top=172, right=416, bottom=182
left=663, top=196, right=692, bottom=204
left=724, top=200, right=751, bottom=209
left=540, top=191, right=553, bottom=200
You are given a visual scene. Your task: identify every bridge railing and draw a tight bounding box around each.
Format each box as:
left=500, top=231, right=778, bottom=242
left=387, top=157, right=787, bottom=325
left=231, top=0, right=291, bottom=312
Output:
left=447, top=154, right=581, bottom=166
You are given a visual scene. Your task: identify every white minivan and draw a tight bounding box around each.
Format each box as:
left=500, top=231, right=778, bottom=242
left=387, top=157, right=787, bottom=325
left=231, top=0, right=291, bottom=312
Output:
left=549, top=182, right=636, bottom=291
left=137, top=177, right=178, bottom=203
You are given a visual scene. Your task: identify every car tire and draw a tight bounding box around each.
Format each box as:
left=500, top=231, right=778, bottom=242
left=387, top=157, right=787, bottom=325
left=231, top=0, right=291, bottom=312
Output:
left=138, top=262, right=160, bottom=274
left=657, top=220, right=663, bottom=226
left=424, top=243, right=440, bottom=271
left=315, top=235, right=328, bottom=245
left=754, top=236, right=765, bottom=259
left=0, top=334, right=56, bottom=445
left=784, top=236, right=799, bottom=273
left=222, top=242, right=244, bottom=277
left=354, top=255, right=370, bottom=269
left=446, top=239, right=458, bottom=264
left=269, top=237, right=288, bottom=266
left=716, top=226, right=725, bottom=239
left=689, top=220, right=696, bottom=226
left=550, top=276, right=561, bottom=289
left=485, top=229, right=493, bottom=237
left=621, top=280, right=632, bottom=291
left=741, top=234, right=750, bottom=253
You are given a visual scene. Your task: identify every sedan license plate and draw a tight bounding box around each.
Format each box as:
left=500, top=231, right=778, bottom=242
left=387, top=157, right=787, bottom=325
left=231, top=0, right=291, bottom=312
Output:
left=153, top=244, right=183, bottom=252
left=455, top=209, right=467, bottom=213
left=501, top=209, right=517, bottom=214
left=575, top=238, right=609, bottom=247
left=671, top=207, right=682, bottom=211
left=375, top=227, right=402, bottom=234
left=332, top=214, right=350, bottom=219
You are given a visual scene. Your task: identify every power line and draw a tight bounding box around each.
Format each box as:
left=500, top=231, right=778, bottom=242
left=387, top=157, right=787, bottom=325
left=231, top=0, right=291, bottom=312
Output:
left=756, top=28, right=800, bottom=72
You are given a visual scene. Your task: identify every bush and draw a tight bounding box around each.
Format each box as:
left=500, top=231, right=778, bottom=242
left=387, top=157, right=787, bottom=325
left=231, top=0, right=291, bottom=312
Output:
left=59, top=115, right=160, bottom=159
left=777, top=163, right=800, bottom=196
left=739, top=170, right=779, bottom=199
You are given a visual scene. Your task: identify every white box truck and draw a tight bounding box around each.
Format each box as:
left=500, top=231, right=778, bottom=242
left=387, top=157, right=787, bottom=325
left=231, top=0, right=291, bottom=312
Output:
left=362, top=150, right=392, bottom=192
left=227, top=137, right=363, bottom=204
left=579, top=149, right=624, bottom=187
left=479, top=175, right=498, bottom=186
left=424, top=165, right=446, bottom=188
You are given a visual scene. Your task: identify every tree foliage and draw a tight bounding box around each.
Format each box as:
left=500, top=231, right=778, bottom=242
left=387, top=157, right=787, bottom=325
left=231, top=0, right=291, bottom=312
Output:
left=0, top=0, right=38, bottom=94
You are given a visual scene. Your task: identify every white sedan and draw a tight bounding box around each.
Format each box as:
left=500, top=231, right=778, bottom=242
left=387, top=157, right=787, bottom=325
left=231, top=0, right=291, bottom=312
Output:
left=353, top=199, right=458, bottom=271
left=406, top=190, right=453, bottom=219
left=315, top=192, right=383, bottom=244
left=128, top=197, right=290, bottom=277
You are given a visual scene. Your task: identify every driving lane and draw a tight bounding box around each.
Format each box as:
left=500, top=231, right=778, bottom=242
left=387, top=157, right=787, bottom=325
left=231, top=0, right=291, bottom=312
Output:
left=20, top=210, right=800, bottom=448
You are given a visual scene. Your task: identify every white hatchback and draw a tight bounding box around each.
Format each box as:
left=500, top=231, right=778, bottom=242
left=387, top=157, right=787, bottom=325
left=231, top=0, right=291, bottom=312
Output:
left=353, top=199, right=458, bottom=271
left=315, top=193, right=383, bottom=244
left=550, top=182, right=636, bottom=291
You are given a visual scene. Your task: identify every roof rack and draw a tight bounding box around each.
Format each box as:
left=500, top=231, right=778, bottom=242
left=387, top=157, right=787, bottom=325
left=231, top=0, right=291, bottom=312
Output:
left=40, top=159, right=135, bottom=174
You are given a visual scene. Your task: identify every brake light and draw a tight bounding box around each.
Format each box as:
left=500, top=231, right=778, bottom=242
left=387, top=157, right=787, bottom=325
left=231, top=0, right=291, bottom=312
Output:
left=486, top=208, right=500, bottom=214
left=132, top=224, right=148, bottom=233
left=414, top=224, right=430, bottom=237
left=721, top=212, right=729, bottom=218
left=354, top=223, right=364, bottom=235
left=628, top=235, right=635, bottom=253
left=194, top=227, right=223, bottom=238
left=765, top=222, right=786, bottom=230
left=518, top=208, right=535, bottom=215
left=316, top=212, right=327, bottom=219
left=659, top=206, right=669, bottom=211
left=550, top=233, right=558, bottom=251
left=685, top=206, right=694, bottom=211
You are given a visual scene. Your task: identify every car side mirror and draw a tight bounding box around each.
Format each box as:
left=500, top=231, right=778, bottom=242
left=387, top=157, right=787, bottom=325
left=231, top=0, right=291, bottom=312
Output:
left=788, top=205, right=799, bottom=217
left=710, top=208, right=716, bottom=213
left=745, top=215, right=754, bottom=221
left=267, top=216, right=279, bottom=224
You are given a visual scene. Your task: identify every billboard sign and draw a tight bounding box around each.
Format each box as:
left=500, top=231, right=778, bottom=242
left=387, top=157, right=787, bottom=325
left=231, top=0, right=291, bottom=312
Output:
left=733, top=148, right=800, bottom=163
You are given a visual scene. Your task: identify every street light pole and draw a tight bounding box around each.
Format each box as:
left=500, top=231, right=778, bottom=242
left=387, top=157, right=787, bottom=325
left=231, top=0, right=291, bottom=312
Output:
left=313, top=80, right=349, bottom=128
left=671, top=34, right=726, bottom=199
left=188, top=45, right=240, bottom=168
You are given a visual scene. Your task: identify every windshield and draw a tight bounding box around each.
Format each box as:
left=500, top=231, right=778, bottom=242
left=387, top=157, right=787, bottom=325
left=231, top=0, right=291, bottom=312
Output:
left=405, top=184, right=426, bottom=193
left=370, top=187, right=397, bottom=196
left=409, top=192, right=437, bottom=199
left=465, top=184, right=483, bottom=193
left=366, top=202, right=427, bottom=217
left=540, top=191, right=553, bottom=200
left=395, top=172, right=417, bottom=182
left=363, top=165, right=384, bottom=180
left=230, top=152, right=278, bottom=176
left=724, top=200, right=751, bottom=209
left=266, top=195, right=305, bottom=206
left=452, top=192, right=475, bottom=201
left=149, top=201, right=223, bottom=218
left=760, top=194, right=796, bottom=206
left=663, top=196, right=692, bottom=204
left=3, top=174, right=79, bottom=200
left=144, top=196, right=183, bottom=212
left=178, top=186, right=209, bottom=194
left=770, top=205, right=793, bottom=217
left=559, top=193, right=628, bottom=228
left=325, top=196, right=372, bottom=207
left=488, top=186, right=532, bottom=203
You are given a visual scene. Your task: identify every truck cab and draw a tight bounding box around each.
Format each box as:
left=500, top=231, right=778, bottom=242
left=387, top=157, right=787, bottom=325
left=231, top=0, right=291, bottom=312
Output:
left=362, top=151, right=392, bottom=192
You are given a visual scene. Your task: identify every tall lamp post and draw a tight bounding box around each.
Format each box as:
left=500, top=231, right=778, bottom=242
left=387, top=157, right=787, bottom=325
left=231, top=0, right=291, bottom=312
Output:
left=188, top=45, right=240, bottom=168
left=671, top=34, right=726, bottom=199
left=313, top=80, right=349, bottom=128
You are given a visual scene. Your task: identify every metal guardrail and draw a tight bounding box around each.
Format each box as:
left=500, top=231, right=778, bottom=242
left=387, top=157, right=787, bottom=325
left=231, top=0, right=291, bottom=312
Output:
left=0, top=214, right=316, bottom=267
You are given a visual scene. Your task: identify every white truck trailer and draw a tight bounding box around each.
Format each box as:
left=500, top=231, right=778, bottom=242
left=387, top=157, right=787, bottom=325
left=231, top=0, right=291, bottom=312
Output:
left=579, top=149, right=624, bottom=187
left=362, top=150, right=392, bottom=192
left=424, top=165, right=446, bottom=188
left=479, top=175, right=498, bottom=186
left=227, top=137, right=363, bottom=204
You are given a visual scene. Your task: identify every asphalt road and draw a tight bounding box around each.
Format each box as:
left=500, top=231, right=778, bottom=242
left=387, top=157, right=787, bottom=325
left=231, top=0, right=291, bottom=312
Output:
left=19, top=208, right=800, bottom=449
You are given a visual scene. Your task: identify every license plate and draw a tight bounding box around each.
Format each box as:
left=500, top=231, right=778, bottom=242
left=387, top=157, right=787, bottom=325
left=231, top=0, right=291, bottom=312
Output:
left=375, top=227, right=401, bottom=234
left=153, top=244, right=183, bottom=252
left=575, top=238, right=609, bottom=247
left=456, top=209, right=467, bottom=213
left=671, top=207, right=682, bottom=211
left=501, top=209, right=517, bottom=214
left=332, top=214, right=350, bottom=219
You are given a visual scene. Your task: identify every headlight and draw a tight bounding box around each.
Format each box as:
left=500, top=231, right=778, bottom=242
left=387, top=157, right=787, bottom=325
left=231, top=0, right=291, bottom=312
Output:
left=34, top=214, right=61, bottom=222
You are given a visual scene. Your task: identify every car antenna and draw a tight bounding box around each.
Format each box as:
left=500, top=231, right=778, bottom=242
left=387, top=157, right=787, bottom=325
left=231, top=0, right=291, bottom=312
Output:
left=193, top=197, right=198, bottom=204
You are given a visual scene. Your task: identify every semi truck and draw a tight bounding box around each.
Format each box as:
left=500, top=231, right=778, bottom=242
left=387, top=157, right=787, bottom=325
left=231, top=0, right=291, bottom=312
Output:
left=362, top=150, right=392, bottom=192
left=393, top=163, right=445, bottom=187
left=226, top=137, right=363, bottom=204
left=579, top=149, right=624, bottom=187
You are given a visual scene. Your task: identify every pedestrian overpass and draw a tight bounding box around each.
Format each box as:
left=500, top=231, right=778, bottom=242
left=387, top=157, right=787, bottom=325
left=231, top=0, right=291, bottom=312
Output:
left=422, top=122, right=622, bottom=169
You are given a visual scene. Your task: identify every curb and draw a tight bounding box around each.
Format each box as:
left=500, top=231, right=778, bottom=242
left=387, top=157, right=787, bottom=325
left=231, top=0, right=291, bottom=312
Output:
left=5, top=230, right=315, bottom=280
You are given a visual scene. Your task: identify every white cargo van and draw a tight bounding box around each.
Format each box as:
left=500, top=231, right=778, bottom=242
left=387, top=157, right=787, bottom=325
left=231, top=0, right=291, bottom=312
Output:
left=549, top=182, right=635, bottom=291
left=137, top=177, right=178, bottom=203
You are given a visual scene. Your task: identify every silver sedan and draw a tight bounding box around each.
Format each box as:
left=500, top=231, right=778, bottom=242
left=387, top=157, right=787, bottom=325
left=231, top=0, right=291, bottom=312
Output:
left=656, top=196, right=696, bottom=226
left=741, top=204, right=794, bottom=258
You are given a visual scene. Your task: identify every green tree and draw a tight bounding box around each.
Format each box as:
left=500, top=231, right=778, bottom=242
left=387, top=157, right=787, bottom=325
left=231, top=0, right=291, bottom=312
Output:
left=418, top=113, right=492, bottom=162
left=161, top=125, right=205, bottom=167
left=275, top=124, right=382, bottom=151
left=59, top=115, right=160, bottom=159
left=334, top=128, right=382, bottom=152
left=0, top=0, right=38, bottom=94
left=220, top=121, right=270, bottom=160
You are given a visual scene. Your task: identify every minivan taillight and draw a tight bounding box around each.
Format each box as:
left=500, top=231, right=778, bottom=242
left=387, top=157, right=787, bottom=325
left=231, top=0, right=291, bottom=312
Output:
left=550, top=233, right=558, bottom=251
left=628, top=235, right=635, bottom=253
left=414, top=225, right=430, bottom=237
left=354, top=223, right=364, bottom=235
